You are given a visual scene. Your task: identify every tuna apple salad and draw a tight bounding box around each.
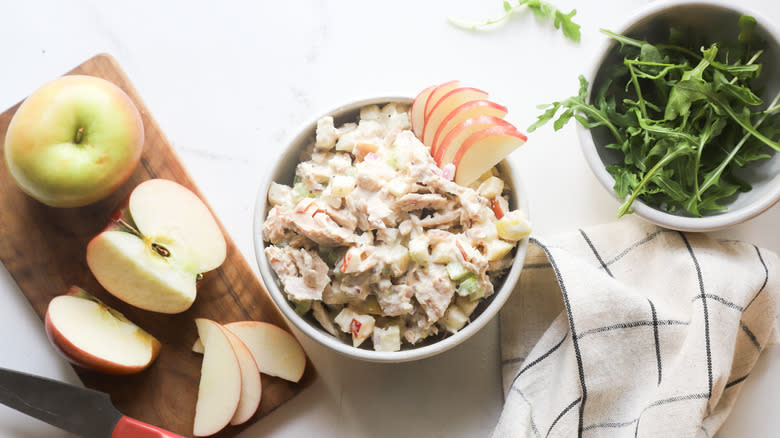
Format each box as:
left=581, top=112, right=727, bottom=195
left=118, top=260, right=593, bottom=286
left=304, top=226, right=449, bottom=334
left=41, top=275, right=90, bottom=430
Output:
left=262, top=102, right=531, bottom=351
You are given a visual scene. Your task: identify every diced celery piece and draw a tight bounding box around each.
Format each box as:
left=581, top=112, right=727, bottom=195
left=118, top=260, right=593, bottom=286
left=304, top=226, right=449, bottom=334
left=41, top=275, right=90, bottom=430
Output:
left=446, top=262, right=471, bottom=281
left=456, top=275, right=479, bottom=297
left=292, top=181, right=310, bottom=201
left=294, top=300, right=312, bottom=316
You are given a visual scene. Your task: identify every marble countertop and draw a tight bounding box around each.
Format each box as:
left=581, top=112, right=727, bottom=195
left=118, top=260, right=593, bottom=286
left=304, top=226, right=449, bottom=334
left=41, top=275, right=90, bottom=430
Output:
left=1, top=1, right=779, bottom=437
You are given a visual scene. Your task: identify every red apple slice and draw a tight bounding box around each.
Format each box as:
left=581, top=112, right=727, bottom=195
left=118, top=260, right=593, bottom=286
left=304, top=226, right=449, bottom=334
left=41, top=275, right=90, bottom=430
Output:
left=424, top=80, right=460, bottom=120
left=453, top=126, right=528, bottom=186
left=44, top=286, right=161, bottom=375
left=410, top=85, right=436, bottom=138
left=435, top=116, right=516, bottom=166
left=87, top=179, right=226, bottom=314
left=193, top=318, right=242, bottom=437
left=430, top=100, right=508, bottom=157
left=224, top=321, right=307, bottom=383
left=422, top=87, right=489, bottom=147
left=223, top=329, right=262, bottom=426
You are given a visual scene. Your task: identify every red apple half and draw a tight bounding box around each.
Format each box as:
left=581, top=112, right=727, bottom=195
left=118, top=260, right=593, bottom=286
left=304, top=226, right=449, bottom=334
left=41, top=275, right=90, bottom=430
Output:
left=422, top=87, right=489, bottom=147
left=430, top=100, right=508, bottom=157
left=44, top=286, right=161, bottom=375
left=453, top=126, right=528, bottom=186
left=87, top=179, right=227, bottom=314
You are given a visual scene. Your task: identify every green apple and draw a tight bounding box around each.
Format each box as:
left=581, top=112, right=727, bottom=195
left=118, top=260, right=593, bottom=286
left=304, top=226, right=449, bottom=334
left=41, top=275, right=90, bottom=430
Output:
left=4, top=75, right=144, bottom=207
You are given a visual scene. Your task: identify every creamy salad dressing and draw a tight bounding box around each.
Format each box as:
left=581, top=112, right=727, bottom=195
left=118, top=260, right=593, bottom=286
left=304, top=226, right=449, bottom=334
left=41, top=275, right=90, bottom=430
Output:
left=263, top=103, right=531, bottom=351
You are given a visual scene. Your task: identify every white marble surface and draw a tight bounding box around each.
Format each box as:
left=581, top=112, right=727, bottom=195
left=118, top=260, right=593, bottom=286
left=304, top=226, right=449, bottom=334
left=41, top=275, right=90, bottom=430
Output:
left=1, top=1, right=779, bottom=437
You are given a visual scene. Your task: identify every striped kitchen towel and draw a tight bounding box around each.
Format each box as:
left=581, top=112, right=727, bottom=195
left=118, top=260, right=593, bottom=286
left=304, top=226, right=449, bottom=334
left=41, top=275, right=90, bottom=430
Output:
left=493, top=216, right=779, bottom=438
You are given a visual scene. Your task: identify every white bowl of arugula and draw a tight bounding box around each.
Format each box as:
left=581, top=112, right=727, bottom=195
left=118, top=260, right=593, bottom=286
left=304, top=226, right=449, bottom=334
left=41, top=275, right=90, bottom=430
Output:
left=533, top=0, right=780, bottom=232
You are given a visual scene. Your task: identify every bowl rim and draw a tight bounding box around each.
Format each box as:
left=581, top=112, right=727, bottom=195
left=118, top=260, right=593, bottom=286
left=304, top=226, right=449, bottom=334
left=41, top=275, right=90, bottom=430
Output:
left=253, top=96, right=530, bottom=362
left=576, top=0, right=780, bottom=232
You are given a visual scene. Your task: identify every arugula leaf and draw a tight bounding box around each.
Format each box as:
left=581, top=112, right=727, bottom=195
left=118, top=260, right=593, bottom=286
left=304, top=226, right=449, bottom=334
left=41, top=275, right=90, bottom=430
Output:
left=531, top=17, right=780, bottom=217
left=448, top=0, right=581, bottom=42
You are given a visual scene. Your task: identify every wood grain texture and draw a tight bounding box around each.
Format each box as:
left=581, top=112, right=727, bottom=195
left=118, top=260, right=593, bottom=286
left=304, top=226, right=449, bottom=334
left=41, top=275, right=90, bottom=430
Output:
left=0, top=53, right=315, bottom=437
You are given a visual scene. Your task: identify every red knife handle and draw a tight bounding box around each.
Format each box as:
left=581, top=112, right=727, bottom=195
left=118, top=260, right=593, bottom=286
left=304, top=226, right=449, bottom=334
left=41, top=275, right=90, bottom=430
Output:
left=112, top=416, right=187, bottom=438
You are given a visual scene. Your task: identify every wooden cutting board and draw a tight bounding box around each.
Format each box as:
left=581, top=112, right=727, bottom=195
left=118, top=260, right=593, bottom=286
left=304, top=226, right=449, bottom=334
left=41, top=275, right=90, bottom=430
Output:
left=0, top=53, right=316, bottom=437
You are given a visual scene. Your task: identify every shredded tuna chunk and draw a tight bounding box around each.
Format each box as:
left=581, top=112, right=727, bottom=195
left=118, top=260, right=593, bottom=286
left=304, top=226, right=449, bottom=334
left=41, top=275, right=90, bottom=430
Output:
left=395, top=193, right=449, bottom=212
left=265, top=246, right=330, bottom=301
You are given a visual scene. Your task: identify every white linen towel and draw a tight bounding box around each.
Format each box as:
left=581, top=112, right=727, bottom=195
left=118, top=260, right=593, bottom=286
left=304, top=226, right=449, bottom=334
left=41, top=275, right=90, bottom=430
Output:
left=493, top=216, right=779, bottom=438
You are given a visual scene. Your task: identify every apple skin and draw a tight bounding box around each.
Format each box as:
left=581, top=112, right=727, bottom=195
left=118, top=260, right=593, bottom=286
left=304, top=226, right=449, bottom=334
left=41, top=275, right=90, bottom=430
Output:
left=4, top=75, right=144, bottom=207
left=430, top=100, right=508, bottom=156
left=44, top=286, right=161, bottom=375
left=453, top=125, right=527, bottom=186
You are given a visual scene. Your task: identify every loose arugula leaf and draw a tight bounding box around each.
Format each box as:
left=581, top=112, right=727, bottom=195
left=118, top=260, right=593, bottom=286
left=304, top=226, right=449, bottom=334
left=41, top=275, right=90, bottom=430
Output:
left=532, top=17, right=780, bottom=217
left=448, top=0, right=581, bottom=42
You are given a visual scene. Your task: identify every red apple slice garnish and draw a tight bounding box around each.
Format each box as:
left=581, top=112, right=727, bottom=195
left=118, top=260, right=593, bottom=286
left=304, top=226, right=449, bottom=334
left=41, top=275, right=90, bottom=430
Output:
left=86, top=179, right=227, bottom=314
left=453, top=126, right=528, bottom=186
left=44, top=286, right=161, bottom=375
left=422, top=87, right=489, bottom=147
left=431, top=100, right=508, bottom=157
left=224, top=321, right=307, bottom=383
left=435, top=116, right=517, bottom=166
left=223, top=329, right=262, bottom=426
left=410, top=85, right=436, bottom=137
left=193, top=318, right=242, bottom=437
left=423, top=80, right=460, bottom=121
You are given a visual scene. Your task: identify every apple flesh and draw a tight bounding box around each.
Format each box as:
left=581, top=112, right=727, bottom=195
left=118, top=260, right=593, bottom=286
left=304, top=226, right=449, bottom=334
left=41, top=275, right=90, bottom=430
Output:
left=453, top=126, right=528, bottom=186
left=223, top=329, right=262, bottom=426
left=224, top=321, right=307, bottom=383
left=193, top=319, right=243, bottom=437
left=410, top=85, right=436, bottom=138
left=86, top=179, right=227, bottom=314
left=424, top=80, right=460, bottom=120
left=44, top=286, right=161, bottom=375
left=435, top=116, right=516, bottom=167
left=193, top=321, right=307, bottom=383
left=430, top=100, right=507, bottom=157
left=422, top=87, right=488, bottom=146
left=4, top=75, right=144, bottom=207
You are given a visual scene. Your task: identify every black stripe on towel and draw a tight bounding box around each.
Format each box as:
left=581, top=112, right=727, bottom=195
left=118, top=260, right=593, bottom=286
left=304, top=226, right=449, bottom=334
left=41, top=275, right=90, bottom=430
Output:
left=532, top=238, right=588, bottom=437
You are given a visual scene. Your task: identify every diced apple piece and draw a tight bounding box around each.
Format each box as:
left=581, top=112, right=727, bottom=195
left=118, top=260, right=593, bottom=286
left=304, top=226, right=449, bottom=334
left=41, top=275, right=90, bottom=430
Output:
left=87, top=179, right=227, bottom=314
left=410, top=85, right=436, bottom=138
left=334, top=308, right=375, bottom=347
left=424, top=80, right=460, bottom=120
left=440, top=306, right=469, bottom=334
left=223, top=329, right=262, bottom=426
left=44, top=286, right=161, bottom=375
left=422, top=87, right=489, bottom=147
left=193, top=319, right=242, bottom=437
left=477, top=176, right=505, bottom=199
left=224, top=321, right=307, bottom=383
left=372, top=325, right=401, bottom=352
left=453, top=126, right=527, bottom=186
left=435, top=116, right=516, bottom=166
left=431, top=100, right=508, bottom=157
left=496, top=210, right=532, bottom=241
left=485, top=239, right=515, bottom=261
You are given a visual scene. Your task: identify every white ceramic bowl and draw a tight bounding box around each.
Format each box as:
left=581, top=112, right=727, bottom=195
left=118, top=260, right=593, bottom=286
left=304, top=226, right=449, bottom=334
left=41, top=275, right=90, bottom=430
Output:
left=577, top=0, right=780, bottom=232
left=253, top=97, right=530, bottom=362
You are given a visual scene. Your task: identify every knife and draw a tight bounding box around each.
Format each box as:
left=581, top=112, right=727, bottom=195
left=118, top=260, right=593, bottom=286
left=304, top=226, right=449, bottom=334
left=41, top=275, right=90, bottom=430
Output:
left=0, top=367, right=185, bottom=438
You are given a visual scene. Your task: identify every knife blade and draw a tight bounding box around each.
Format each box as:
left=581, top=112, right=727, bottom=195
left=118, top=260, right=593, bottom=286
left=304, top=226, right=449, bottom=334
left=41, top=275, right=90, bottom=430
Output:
left=0, top=367, right=185, bottom=438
